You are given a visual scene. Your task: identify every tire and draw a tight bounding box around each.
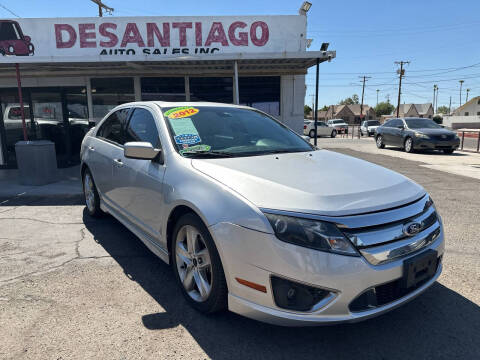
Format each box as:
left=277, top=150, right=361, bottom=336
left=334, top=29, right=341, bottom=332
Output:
left=443, top=149, right=454, bottom=154
left=376, top=135, right=385, bottom=149
left=172, top=213, right=228, bottom=314
left=309, top=129, right=315, bottom=138
left=82, top=168, right=104, bottom=217
left=330, top=130, right=337, bottom=138
left=404, top=137, right=414, bottom=153
left=360, top=130, right=364, bottom=137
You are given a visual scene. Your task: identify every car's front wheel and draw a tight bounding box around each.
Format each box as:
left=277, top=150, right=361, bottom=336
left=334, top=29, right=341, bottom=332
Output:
left=331, top=129, right=337, bottom=138
left=172, top=213, right=227, bottom=314
left=82, top=168, right=104, bottom=217
left=404, top=137, right=414, bottom=153
left=376, top=135, right=385, bottom=149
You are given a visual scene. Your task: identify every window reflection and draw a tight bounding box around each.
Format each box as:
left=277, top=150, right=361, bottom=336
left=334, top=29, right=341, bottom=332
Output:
left=91, top=78, right=134, bottom=122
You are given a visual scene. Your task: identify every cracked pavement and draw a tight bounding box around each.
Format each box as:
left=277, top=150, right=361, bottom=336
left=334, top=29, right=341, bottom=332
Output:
left=1, top=149, right=479, bottom=360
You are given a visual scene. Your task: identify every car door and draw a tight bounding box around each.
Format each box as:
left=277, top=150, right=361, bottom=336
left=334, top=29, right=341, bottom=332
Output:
left=110, top=106, right=166, bottom=242
left=389, top=119, right=405, bottom=146
left=88, top=108, right=130, bottom=203
left=381, top=119, right=396, bottom=145
left=318, top=122, right=330, bottom=136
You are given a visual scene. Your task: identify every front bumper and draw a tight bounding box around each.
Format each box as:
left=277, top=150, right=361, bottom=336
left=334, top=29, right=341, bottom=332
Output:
left=209, top=221, right=444, bottom=326
left=413, top=138, right=460, bottom=150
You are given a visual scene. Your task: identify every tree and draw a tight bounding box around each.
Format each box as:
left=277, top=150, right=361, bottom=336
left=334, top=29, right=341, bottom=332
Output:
left=320, top=105, right=329, bottom=111
left=433, top=115, right=443, bottom=124
left=374, top=102, right=395, bottom=117
left=339, top=94, right=359, bottom=105
left=304, top=105, right=312, bottom=117
left=437, top=105, right=449, bottom=115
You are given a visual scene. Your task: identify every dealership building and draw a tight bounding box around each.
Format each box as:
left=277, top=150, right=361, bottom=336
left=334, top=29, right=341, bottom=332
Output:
left=0, top=12, right=335, bottom=168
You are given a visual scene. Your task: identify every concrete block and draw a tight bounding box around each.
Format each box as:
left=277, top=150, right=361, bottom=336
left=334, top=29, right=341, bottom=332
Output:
left=15, top=140, right=58, bottom=186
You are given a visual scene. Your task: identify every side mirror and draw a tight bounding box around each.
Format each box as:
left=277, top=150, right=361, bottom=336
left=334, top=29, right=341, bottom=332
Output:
left=124, top=142, right=161, bottom=160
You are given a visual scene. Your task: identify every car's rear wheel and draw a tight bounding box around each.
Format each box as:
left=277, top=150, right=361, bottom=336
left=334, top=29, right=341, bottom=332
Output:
left=404, top=137, right=414, bottom=153
left=172, top=213, right=227, bottom=314
left=82, top=168, right=103, bottom=217
left=309, top=129, right=315, bottom=138
left=376, top=135, right=385, bottom=149
left=331, top=129, right=337, bottom=138
left=443, top=149, right=454, bottom=154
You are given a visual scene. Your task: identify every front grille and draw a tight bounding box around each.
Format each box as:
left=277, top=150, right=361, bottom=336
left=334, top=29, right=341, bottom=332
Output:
left=349, top=256, right=441, bottom=312
left=430, top=134, right=454, bottom=141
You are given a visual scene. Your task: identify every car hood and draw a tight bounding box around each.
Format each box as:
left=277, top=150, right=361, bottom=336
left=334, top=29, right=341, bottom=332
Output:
left=412, top=128, right=455, bottom=135
left=191, top=150, right=425, bottom=216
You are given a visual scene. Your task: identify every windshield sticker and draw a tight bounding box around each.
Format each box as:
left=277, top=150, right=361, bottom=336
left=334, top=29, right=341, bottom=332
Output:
left=174, top=133, right=201, bottom=145
left=165, top=106, right=199, bottom=119
left=180, top=144, right=211, bottom=155
left=169, top=117, right=199, bottom=137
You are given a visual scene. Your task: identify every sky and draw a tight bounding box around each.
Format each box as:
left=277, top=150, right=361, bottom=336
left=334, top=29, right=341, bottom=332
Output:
left=1, top=0, right=479, bottom=110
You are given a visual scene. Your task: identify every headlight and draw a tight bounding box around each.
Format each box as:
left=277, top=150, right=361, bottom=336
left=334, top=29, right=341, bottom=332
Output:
left=264, top=213, right=358, bottom=256
left=414, top=132, right=430, bottom=139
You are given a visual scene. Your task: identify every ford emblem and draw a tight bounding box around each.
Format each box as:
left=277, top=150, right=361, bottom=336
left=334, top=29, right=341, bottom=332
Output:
left=403, top=222, right=422, bottom=236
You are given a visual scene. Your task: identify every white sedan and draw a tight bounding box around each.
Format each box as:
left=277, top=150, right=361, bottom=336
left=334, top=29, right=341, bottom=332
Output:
left=304, top=120, right=337, bottom=138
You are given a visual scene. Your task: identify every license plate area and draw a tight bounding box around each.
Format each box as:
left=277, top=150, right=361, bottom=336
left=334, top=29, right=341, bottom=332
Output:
left=401, top=249, right=438, bottom=289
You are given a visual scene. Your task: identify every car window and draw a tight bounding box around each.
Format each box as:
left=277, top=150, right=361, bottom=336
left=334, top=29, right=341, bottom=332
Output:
left=97, top=108, right=130, bottom=145
left=162, top=106, right=313, bottom=157
left=125, top=108, right=161, bottom=148
left=405, top=118, right=442, bottom=129
left=367, top=120, right=380, bottom=126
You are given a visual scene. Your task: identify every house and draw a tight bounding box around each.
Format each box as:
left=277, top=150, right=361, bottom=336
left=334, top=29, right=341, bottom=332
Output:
left=452, top=96, right=480, bottom=117
left=394, top=103, right=434, bottom=119
left=317, top=104, right=376, bottom=124
left=443, top=96, right=480, bottom=129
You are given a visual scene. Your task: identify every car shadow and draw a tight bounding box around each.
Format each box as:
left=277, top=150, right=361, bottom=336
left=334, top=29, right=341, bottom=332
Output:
left=385, top=147, right=468, bottom=156
left=83, top=211, right=480, bottom=360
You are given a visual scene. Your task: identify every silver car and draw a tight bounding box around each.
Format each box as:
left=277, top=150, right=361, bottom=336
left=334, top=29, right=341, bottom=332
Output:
left=81, top=102, right=444, bottom=326
left=304, top=120, right=337, bottom=138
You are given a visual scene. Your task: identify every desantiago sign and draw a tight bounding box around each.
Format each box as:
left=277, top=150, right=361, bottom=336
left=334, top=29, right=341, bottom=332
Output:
left=0, top=16, right=306, bottom=63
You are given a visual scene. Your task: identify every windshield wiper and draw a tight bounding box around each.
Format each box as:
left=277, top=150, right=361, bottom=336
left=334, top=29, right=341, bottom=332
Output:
left=181, top=150, right=235, bottom=158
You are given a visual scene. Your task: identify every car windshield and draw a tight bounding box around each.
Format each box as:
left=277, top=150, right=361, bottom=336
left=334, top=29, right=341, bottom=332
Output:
left=332, top=120, right=344, bottom=124
left=366, top=121, right=380, bottom=126
left=405, top=118, right=442, bottom=129
left=162, top=106, right=313, bottom=157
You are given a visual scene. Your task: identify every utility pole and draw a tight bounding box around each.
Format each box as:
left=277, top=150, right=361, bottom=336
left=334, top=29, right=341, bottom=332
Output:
left=433, top=84, right=437, bottom=111
left=448, top=96, right=452, bottom=115
left=358, top=76, right=371, bottom=138
left=395, top=61, right=409, bottom=118
left=466, top=88, right=470, bottom=103
left=459, top=80, right=464, bottom=106
left=90, top=0, right=113, bottom=17
left=435, top=86, right=439, bottom=114
left=386, top=94, right=390, bottom=103
left=376, top=89, right=379, bottom=106
left=310, top=94, right=315, bottom=118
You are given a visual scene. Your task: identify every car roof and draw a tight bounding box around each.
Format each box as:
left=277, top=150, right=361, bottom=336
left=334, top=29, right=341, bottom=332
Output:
left=118, top=101, right=251, bottom=110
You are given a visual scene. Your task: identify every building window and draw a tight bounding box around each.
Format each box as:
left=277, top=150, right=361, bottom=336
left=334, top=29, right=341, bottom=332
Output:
left=91, top=78, right=134, bottom=121
left=141, top=77, right=185, bottom=101
left=189, top=77, right=233, bottom=103
left=239, top=76, right=280, bottom=116
left=465, top=112, right=469, bottom=116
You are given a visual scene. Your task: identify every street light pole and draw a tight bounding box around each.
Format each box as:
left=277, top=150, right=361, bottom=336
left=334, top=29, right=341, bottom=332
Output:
left=376, top=89, right=379, bottom=106
left=459, top=80, right=464, bottom=106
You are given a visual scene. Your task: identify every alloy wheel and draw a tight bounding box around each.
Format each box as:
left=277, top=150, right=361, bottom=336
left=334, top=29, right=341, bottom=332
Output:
left=376, top=136, right=384, bottom=148
left=405, top=138, right=413, bottom=152
left=175, top=225, right=213, bottom=302
left=83, top=173, right=95, bottom=212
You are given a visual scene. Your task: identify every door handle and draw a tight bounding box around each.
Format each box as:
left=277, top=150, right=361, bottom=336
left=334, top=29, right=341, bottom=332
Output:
left=113, top=158, right=124, bottom=167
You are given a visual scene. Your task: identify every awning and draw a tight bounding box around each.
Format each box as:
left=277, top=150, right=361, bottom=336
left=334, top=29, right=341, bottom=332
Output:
left=0, top=51, right=336, bottom=77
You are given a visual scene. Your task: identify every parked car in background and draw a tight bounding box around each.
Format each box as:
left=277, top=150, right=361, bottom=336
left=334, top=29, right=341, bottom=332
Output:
left=360, top=120, right=381, bottom=137
left=304, top=119, right=337, bottom=138
left=327, top=119, right=348, bottom=134
left=81, top=102, right=444, bottom=325
left=375, top=117, right=460, bottom=154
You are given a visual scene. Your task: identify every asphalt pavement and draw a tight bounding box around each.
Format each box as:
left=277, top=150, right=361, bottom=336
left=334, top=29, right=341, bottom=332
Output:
left=0, top=146, right=479, bottom=359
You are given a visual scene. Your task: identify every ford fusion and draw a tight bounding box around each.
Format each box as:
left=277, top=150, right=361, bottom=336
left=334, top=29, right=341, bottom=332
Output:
left=81, top=102, right=444, bottom=326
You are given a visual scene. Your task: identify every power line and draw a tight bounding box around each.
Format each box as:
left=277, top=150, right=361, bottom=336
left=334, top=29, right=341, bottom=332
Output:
left=0, top=2, right=19, bottom=17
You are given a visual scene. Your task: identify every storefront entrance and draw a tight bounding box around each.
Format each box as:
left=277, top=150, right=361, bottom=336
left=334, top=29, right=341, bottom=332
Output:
left=0, top=86, right=89, bottom=168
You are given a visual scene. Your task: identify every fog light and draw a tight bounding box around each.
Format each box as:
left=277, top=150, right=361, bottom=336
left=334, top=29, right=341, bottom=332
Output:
left=271, top=276, right=331, bottom=312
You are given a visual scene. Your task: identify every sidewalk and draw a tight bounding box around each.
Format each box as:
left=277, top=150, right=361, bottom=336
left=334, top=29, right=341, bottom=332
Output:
left=318, top=137, right=480, bottom=180
left=0, top=165, right=82, bottom=203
